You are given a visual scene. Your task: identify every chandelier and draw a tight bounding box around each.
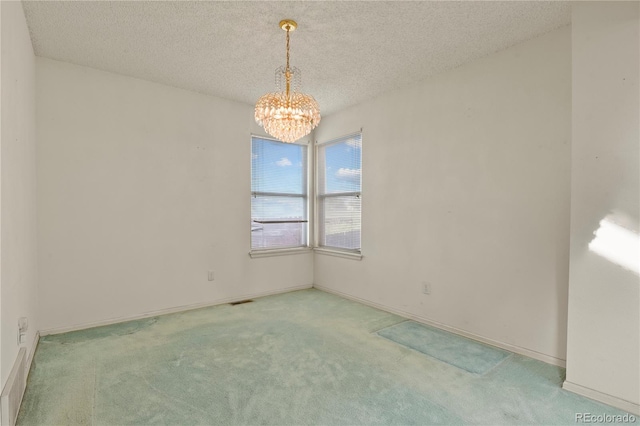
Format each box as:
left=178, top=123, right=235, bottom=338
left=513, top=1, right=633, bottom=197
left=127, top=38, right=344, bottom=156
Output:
left=255, top=20, right=321, bottom=143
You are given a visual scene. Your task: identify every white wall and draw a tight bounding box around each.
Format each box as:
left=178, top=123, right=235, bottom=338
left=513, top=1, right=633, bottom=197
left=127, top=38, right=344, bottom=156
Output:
left=314, top=27, right=571, bottom=364
left=564, top=2, right=639, bottom=414
left=0, top=1, right=38, bottom=386
left=36, top=58, right=313, bottom=333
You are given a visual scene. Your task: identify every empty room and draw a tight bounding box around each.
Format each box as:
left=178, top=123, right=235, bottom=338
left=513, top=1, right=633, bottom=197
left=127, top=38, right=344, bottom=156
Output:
left=1, top=0, right=639, bottom=425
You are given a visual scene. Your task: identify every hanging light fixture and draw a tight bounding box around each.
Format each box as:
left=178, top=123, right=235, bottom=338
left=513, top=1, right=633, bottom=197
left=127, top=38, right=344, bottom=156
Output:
left=255, top=20, right=320, bottom=143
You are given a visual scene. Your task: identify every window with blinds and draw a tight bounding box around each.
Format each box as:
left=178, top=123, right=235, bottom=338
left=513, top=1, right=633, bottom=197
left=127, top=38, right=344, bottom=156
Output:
left=317, top=133, right=362, bottom=251
left=251, top=136, right=308, bottom=250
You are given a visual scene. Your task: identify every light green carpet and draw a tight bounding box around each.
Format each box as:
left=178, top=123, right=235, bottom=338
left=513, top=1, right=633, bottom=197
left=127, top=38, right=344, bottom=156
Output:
left=18, top=289, right=635, bottom=425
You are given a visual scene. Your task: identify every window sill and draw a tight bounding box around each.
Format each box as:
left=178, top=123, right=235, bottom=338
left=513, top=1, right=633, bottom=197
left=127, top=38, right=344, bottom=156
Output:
left=314, top=248, right=363, bottom=261
left=249, top=247, right=313, bottom=259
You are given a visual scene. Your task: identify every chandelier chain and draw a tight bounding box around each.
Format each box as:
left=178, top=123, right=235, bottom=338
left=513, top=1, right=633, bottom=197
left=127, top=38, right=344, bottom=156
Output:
left=285, top=27, right=291, bottom=97
left=286, top=26, right=290, bottom=72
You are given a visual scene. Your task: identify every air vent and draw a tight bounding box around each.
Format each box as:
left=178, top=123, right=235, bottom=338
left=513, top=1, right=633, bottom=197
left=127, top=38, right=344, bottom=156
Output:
left=229, top=300, right=253, bottom=306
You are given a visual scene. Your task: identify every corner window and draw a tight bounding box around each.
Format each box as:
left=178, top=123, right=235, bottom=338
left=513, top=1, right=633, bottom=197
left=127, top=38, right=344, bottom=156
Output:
left=317, top=133, right=362, bottom=251
left=251, top=136, right=308, bottom=250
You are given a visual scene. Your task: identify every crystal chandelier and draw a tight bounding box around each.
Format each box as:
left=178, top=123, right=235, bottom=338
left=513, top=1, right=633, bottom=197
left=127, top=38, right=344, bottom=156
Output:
left=255, top=20, right=320, bottom=143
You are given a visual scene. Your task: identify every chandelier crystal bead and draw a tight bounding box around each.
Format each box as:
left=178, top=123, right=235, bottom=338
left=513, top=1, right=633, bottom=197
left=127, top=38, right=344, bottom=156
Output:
left=255, top=20, right=320, bottom=143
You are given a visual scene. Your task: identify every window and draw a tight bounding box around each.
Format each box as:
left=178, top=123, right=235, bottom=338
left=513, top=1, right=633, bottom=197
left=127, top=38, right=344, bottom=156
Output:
left=251, top=136, right=308, bottom=250
left=317, top=133, right=362, bottom=251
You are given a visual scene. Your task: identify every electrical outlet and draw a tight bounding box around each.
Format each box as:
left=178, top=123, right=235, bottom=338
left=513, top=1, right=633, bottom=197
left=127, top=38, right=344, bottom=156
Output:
left=208, top=271, right=215, bottom=281
left=18, top=317, right=28, bottom=345
left=421, top=281, right=431, bottom=295
left=18, top=317, right=28, bottom=331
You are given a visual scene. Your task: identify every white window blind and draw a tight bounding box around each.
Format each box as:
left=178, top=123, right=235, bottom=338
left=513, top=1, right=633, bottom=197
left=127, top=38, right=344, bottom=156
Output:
left=317, top=133, right=362, bottom=251
left=251, top=137, right=308, bottom=250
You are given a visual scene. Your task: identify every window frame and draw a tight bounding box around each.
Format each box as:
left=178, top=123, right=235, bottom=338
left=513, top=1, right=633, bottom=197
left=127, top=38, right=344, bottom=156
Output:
left=314, top=132, right=363, bottom=256
left=249, top=134, right=311, bottom=255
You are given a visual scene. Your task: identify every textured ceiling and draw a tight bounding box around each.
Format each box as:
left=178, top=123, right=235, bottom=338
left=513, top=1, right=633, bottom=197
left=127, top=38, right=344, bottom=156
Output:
left=22, top=1, right=571, bottom=116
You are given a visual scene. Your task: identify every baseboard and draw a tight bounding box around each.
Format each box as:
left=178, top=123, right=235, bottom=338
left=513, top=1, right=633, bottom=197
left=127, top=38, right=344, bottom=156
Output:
left=1, top=345, right=26, bottom=426
left=40, top=284, right=313, bottom=336
left=563, top=381, right=640, bottom=416
left=26, top=332, right=39, bottom=378
left=314, top=284, right=567, bottom=368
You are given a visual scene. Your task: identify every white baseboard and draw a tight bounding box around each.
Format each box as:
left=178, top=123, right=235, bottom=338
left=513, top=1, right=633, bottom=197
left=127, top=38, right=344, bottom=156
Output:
left=1, top=349, right=25, bottom=426
left=0, top=332, right=39, bottom=426
left=26, top=332, right=39, bottom=377
left=40, top=284, right=313, bottom=336
left=563, top=381, right=640, bottom=416
left=313, top=284, right=567, bottom=368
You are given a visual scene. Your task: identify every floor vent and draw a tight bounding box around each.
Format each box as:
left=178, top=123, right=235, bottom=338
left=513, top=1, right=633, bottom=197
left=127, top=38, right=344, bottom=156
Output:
left=229, top=300, right=253, bottom=306
left=1, top=347, right=27, bottom=426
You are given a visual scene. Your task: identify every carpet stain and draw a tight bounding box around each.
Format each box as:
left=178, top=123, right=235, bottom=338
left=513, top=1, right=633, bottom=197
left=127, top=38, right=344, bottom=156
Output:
left=377, top=321, right=511, bottom=375
left=41, top=317, right=158, bottom=345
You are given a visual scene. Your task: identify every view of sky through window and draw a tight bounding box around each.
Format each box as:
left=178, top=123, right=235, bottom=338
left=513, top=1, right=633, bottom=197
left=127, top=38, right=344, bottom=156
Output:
left=251, top=138, right=305, bottom=194
left=323, top=137, right=362, bottom=194
left=251, top=138, right=306, bottom=220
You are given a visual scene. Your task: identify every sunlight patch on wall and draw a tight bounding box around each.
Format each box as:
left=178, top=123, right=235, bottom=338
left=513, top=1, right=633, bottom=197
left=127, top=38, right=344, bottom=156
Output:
left=589, top=217, right=640, bottom=276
